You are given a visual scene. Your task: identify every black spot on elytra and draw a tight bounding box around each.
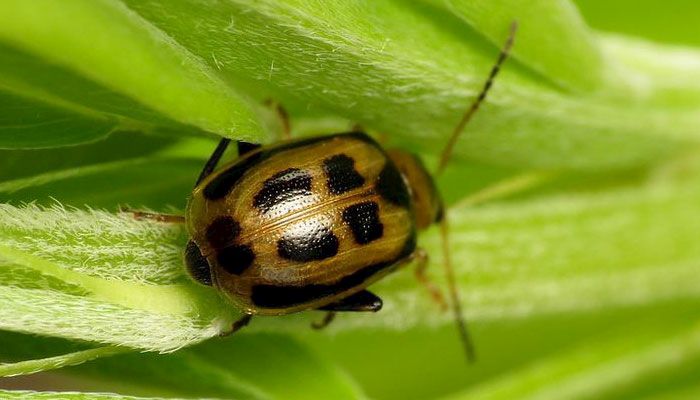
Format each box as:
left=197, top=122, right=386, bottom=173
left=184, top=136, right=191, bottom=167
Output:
left=206, top=216, right=240, bottom=248
left=277, top=222, right=339, bottom=262
left=184, top=240, right=212, bottom=286
left=376, top=161, right=410, bottom=208
left=217, top=244, right=255, bottom=275
left=253, top=168, right=312, bottom=212
left=251, top=260, right=393, bottom=308
left=323, top=154, right=365, bottom=195
left=342, top=201, right=383, bottom=244
left=204, top=152, right=263, bottom=200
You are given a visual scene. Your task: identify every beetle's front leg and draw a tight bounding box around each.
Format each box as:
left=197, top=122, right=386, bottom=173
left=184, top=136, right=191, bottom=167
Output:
left=119, top=206, right=185, bottom=224
left=219, top=313, right=253, bottom=337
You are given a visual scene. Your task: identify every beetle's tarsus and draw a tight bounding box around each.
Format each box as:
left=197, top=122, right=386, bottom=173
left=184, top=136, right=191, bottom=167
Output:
left=311, top=311, right=337, bottom=330
left=220, top=313, right=253, bottom=337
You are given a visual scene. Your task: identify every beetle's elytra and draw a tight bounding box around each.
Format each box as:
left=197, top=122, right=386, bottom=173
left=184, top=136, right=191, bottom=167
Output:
left=185, top=132, right=442, bottom=316
left=134, top=22, right=517, bottom=362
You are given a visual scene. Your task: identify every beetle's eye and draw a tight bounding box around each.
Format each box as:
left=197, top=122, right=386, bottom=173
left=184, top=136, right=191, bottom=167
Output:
left=185, top=240, right=212, bottom=286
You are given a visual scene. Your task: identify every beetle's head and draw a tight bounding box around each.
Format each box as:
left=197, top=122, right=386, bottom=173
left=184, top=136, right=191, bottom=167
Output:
left=386, top=149, right=443, bottom=230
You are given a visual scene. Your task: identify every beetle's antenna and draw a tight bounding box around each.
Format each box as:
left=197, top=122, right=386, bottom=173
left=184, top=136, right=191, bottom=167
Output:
left=437, top=21, right=518, bottom=175
left=195, top=138, right=231, bottom=187
left=440, top=214, right=476, bottom=362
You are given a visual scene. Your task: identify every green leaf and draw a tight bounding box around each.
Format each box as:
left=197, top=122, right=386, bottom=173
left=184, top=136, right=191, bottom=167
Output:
left=0, top=204, right=235, bottom=351
left=76, top=334, right=364, bottom=400
left=429, top=0, right=605, bottom=91
left=0, top=133, right=209, bottom=209
left=305, top=300, right=700, bottom=400
left=0, top=90, right=116, bottom=149
left=112, top=0, right=700, bottom=169
left=0, top=347, right=128, bottom=378
left=0, top=390, right=175, bottom=399
left=0, top=332, right=364, bottom=400
left=0, top=0, right=265, bottom=148
left=2, top=0, right=700, bottom=166
left=439, top=316, right=700, bottom=399
left=575, top=0, right=700, bottom=47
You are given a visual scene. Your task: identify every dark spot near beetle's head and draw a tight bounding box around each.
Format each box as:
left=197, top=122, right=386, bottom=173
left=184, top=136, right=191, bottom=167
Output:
left=204, top=152, right=263, bottom=200
left=376, top=161, right=410, bottom=208
left=206, top=216, right=240, bottom=249
left=217, top=244, right=255, bottom=275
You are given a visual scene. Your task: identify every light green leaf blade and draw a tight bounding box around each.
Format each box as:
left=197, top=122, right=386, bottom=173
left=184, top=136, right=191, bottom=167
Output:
left=117, top=0, right=700, bottom=169
left=0, top=347, right=128, bottom=378
left=575, top=0, right=700, bottom=47
left=440, top=319, right=700, bottom=400
left=1, top=0, right=700, bottom=167
left=77, top=335, right=364, bottom=400
left=304, top=300, right=700, bottom=400
left=0, top=0, right=265, bottom=148
left=0, top=133, right=209, bottom=209
left=0, top=90, right=117, bottom=149
left=0, top=390, right=177, bottom=400
left=0, top=205, right=235, bottom=352
left=431, top=0, right=605, bottom=91
left=0, top=332, right=364, bottom=400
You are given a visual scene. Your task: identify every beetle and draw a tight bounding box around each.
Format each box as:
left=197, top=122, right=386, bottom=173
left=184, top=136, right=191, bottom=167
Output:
left=133, top=23, right=517, bottom=361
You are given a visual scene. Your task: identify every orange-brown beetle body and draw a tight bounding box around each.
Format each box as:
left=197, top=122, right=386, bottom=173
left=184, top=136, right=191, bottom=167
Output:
left=185, top=132, right=441, bottom=316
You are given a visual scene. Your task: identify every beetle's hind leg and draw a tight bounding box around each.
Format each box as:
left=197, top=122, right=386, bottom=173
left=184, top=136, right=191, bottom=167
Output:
left=310, top=290, right=383, bottom=330
left=118, top=206, right=185, bottom=224
left=311, top=312, right=337, bottom=330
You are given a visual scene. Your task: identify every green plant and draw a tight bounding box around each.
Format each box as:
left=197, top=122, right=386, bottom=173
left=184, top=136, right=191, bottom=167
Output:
left=1, top=1, right=699, bottom=399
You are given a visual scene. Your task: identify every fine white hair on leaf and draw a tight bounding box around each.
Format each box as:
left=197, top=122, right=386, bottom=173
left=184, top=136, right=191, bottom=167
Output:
left=0, top=203, right=186, bottom=283
left=0, top=203, right=236, bottom=352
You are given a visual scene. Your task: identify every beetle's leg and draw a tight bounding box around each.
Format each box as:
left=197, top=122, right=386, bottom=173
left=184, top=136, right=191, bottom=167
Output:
left=195, top=137, right=231, bottom=186
left=311, top=290, right=383, bottom=329
left=320, top=290, right=383, bottom=312
left=118, top=206, right=185, bottom=224
left=219, top=313, right=253, bottom=337
left=412, top=248, right=448, bottom=311
left=265, top=99, right=291, bottom=140
left=311, top=312, right=336, bottom=330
